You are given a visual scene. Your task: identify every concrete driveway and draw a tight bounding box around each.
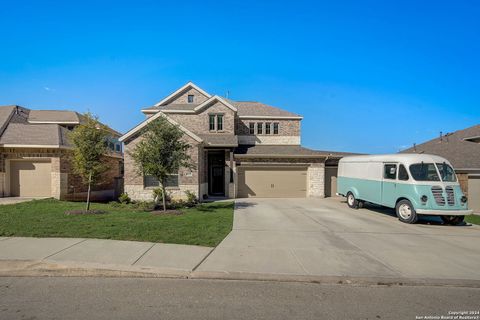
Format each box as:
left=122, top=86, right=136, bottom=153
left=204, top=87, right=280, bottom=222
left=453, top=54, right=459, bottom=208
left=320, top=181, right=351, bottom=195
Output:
left=195, top=198, right=480, bottom=282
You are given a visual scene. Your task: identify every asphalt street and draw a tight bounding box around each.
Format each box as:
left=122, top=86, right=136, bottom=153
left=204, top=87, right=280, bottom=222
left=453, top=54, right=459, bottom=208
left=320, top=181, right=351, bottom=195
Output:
left=1, top=277, right=479, bottom=320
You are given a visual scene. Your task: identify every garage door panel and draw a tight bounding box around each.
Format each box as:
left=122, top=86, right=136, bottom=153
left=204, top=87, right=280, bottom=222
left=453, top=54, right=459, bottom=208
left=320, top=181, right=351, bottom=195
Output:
left=468, top=176, right=480, bottom=213
left=10, top=160, right=52, bottom=197
left=238, top=167, right=307, bottom=198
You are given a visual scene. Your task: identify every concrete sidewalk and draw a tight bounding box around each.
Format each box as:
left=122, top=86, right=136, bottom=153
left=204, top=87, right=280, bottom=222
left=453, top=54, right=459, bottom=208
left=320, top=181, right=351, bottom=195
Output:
left=0, top=237, right=212, bottom=277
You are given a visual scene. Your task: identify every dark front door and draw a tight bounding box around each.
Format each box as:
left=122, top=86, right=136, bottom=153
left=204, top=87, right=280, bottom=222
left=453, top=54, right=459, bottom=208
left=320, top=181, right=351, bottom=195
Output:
left=208, top=152, right=225, bottom=196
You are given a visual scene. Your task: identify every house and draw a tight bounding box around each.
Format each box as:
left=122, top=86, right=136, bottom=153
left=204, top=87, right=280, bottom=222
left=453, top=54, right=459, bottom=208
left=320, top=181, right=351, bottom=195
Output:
left=0, top=105, right=123, bottom=200
left=120, top=82, right=351, bottom=201
left=401, top=124, right=480, bottom=213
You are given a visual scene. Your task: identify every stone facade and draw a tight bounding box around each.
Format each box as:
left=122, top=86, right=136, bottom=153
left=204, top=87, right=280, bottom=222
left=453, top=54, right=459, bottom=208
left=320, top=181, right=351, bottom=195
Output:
left=307, top=163, right=326, bottom=198
left=236, top=119, right=300, bottom=136
left=168, top=102, right=236, bottom=135
left=123, top=132, right=201, bottom=201
left=0, top=147, right=123, bottom=200
left=237, top=135, right=301, bottom=145
left=168, top=88, right=209, bottom=105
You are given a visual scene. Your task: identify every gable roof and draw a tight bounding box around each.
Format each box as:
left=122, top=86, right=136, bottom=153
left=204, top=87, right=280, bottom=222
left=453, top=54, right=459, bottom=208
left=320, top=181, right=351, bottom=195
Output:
left=234, top=145, right=355, bottom=158
left=119, top=109, right=202, bottom=143
left=154, top=81, right=211, bottom=107
left=0, top=105, right=16, bottom=136
left=227, top=100, right=302, bottom=119
left=400, top=124, right=480, bottom=169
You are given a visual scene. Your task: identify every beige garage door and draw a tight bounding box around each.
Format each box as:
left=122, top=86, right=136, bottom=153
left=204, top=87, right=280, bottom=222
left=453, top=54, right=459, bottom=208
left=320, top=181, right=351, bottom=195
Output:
left=468, top=176, right=480, bottom=213
left=10, top=160, right=52, bottom=197
left=237, top=166, right=307, bottom=198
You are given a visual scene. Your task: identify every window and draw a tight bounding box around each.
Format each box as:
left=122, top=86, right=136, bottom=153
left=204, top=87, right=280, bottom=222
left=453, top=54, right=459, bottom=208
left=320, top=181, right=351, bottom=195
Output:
left=409, top=163, right=440, bottom=181
left=187, top=95, right=194, bottom=103
left=217, top=115, right=223, bottom=131
left=265, top=123, right=271, bottom=134
left=398, top=164, right=409, bottom=181
left=108, top=141, right=114, bottom=150
left=436, top=162, right=457, bottom=182
left=209, top=115, right=216, bottom=131
left=115, top=144, right=121, bottom=152
left=384, top=164, right=397, bottom=180
left=273, top=122, right=279, bottom=134
left=249, top=123, right=255, bottom=135
left=144, top=174, right=179, bottom=188
left=257, top=122, right=263, bottom=134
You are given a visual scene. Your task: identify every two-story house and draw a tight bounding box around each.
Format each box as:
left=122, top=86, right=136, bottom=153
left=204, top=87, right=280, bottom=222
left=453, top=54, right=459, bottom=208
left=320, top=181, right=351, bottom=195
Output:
left=120, top=82, right=348, bottom=201
left=0, top=106, right=123, bottom=200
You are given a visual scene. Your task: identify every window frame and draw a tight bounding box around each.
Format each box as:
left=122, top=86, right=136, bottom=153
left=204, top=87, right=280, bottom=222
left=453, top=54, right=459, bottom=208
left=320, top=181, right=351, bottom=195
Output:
left=249, top=122, right=255, bottom=135
left=257, top=122, right=263, bottom=135
left=383, top=163, right=397, bottom=180
left=273, top=122, right=279, bottom=135
left=209, top=114, right=216, bottom=131
left=143, top=173, right=179, bottom=189
left=216, top=114, right=224, bottom=131
left=187, top=95, right=194, bottom=103
left=265, top=122, right=271, bottom=135
left=398, top=164, right=409, bottom=181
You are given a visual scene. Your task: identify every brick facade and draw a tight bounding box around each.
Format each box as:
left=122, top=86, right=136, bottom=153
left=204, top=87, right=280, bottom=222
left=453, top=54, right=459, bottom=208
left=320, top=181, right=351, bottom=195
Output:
left=169, top=88, right=209, bottom=105
left=0, top=147, right=123, bottom=200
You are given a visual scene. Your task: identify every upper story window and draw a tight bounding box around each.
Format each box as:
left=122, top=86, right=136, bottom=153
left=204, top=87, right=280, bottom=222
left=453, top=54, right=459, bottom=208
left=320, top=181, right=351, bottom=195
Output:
left=209, top=115, right=216, bottom=131
left=257, top=122, right=263, bottom=135
left=209, top=114, right=224, bottom=132
left=115, top=144, right=121, bottom=152
left=265, top=123, right=271, bottom=134
left=273, top=122, right=279, bottom=135
left=187, top=95, right=194, bottom=103
left=217, top=115, right=223, bottom=131
left=249, top=123, right=255, bottom=135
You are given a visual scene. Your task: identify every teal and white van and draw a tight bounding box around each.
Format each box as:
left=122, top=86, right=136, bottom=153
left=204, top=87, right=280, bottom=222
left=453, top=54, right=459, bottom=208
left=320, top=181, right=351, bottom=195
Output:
left=337, top=154, right=473, bottom=224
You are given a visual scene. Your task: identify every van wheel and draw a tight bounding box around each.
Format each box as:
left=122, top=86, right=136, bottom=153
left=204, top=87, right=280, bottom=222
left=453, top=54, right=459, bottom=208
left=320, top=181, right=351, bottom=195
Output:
left=441, top=215, right=464, bottom=225
left=346, top=192, right=359, bottom=209
left=395, top=200, right=418, bottom=224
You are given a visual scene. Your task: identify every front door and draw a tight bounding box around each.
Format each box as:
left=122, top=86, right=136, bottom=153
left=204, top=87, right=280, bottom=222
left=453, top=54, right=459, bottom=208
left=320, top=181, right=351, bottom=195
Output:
left=208, top=152, right=225, bottom=196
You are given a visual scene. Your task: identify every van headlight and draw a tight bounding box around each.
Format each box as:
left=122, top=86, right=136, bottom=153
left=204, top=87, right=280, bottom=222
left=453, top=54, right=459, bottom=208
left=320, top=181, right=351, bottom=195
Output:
left=421, top=195, right=428, bottom=203
left=461, top=196, right=467, bottom=204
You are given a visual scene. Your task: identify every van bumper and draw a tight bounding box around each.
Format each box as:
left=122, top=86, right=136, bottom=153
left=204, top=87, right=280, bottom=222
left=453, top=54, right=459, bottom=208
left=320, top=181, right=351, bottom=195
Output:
left=416, top=209, right=473, bottom=216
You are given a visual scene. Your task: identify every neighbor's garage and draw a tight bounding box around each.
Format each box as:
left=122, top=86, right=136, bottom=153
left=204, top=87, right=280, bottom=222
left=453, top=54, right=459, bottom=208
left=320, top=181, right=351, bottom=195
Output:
left=468, top=175, right=480, bottom=213
left=237, top=166, right=307, bottom=198
left=9, top=160, right=52, bottom=197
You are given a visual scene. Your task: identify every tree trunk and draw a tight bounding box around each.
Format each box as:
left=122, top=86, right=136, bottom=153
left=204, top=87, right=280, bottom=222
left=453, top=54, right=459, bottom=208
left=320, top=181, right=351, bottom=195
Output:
left=86, top=172, right=92, bottom=211
left=161, top=184, right=167, bottom=211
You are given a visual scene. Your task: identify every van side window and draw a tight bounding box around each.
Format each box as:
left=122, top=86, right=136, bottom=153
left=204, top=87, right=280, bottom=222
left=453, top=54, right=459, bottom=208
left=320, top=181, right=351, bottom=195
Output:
left=398, top=164, right=409, bottom=181
left=384, top=164, right=397, bottom=180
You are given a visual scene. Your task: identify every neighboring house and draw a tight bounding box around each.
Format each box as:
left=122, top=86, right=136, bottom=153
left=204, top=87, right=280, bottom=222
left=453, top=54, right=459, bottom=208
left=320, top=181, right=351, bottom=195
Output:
left=401, top=124, right=480, bottom=213
left=120, top=82, right=351, bottom=201
left=0, top=105, right=124, bottom=200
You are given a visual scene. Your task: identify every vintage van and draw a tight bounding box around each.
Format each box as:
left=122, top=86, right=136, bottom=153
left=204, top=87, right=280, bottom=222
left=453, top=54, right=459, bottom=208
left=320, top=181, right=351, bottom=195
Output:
left=337, top=154, right=472, bottom=224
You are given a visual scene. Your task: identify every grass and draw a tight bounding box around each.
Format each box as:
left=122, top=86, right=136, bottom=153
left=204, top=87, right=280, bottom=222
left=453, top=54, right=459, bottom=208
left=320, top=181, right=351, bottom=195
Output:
left=465, top=214, right=480, bottom=225
left=0, top=199, right=234, bottom=247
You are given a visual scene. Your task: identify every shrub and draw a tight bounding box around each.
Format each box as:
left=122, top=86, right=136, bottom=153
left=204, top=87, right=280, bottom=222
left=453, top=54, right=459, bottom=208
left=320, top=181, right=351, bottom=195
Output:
left=152, top=188, right=170, bottom=204
left=184, top=190, right=198, bottom=207
left=118, top=193, right=131, bottom=204
left=131, top=201, right=156, bottom=212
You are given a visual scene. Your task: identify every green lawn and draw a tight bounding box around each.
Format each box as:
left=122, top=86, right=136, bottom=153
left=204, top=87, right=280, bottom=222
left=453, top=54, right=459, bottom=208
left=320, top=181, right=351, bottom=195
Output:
left=0, top=199, right=234, bottom=247
left=465, top=214, right=480, bottom=225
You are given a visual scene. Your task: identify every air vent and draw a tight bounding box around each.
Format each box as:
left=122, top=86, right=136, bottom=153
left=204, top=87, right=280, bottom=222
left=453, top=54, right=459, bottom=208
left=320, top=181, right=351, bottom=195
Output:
left=431, top=186, right=445, bottom=206
left=445, top=186, right=455, bottom=206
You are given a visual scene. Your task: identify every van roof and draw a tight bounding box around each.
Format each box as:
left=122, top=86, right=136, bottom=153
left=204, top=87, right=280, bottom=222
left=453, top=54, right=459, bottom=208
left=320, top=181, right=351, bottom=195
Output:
left=339, top=153, right=452, bottom=165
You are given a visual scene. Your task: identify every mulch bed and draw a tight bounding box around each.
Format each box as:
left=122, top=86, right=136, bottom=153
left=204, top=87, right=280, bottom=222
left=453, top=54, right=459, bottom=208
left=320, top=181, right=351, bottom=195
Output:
left=150, top=209, right=183, bottom=216
left=65, top=210, right=107, bottom=215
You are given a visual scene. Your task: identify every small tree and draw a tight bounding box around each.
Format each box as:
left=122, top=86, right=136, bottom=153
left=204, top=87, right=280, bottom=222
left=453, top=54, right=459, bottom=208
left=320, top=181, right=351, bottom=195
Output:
left=129, top=116, right=193, bottom=211
left=69, top=113, right=109, bottom=211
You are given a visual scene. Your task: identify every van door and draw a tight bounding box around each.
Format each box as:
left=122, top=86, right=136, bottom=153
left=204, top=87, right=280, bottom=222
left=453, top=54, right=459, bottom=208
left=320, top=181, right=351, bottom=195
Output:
left=382, top=163, right=398, bottom=208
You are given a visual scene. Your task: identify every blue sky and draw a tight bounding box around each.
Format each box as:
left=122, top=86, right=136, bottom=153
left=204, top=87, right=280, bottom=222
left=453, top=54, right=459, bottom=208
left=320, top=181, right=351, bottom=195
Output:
left=0, top=0, right=478, bottom=153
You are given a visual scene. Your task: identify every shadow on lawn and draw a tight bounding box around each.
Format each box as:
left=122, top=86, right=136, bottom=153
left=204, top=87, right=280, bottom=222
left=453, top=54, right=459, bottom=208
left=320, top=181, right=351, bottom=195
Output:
left=195, top=202, right=235, bottom=212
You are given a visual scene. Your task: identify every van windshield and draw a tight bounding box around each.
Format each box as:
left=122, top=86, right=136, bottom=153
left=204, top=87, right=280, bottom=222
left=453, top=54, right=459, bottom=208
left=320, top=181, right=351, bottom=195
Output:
left=436, top=162, right=457, bottom=182
left=409, top=163, right=440, bottom=181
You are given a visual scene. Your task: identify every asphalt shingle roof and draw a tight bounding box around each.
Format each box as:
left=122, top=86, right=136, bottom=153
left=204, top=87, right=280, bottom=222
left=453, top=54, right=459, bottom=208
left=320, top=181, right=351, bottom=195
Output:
left=401, top=124, right=480, bottom=169
left=28, top=110, right=81, bottom=123
left=197, top=134, right=238, bottom=147
left=234, top=145, right=355, bottom=158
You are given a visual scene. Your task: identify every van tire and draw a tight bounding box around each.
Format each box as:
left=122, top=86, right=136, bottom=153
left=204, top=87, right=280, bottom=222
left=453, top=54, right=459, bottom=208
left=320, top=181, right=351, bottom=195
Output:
left=441, top=215, right=465, bottom=225
left=346, top=192, right=359, bottom=209
left=395, top=200, right=418, bottom=224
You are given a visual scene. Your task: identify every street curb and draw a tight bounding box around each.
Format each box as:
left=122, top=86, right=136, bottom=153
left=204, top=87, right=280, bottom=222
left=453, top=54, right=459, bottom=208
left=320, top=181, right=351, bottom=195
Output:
left=1, top=260, right=480, bottom=288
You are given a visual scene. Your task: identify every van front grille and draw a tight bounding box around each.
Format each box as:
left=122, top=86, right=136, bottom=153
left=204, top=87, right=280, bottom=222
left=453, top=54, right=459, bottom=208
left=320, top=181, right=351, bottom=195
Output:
left=431, top=186, right=445, bottom=206
left=445, top=186, right=455, bottom=206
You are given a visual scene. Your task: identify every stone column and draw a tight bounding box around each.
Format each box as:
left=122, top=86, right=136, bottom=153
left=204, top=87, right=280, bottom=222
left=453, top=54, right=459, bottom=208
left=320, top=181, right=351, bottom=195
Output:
left=307, top=162, right=325, bottom=198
